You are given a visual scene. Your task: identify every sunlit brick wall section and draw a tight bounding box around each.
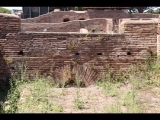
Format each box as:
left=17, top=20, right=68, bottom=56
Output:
left=0, top=13, right=159, bottom=84
left=0, top=13, right=20, bottom=39
left=0, top=31, right=156, bottom=83
left=21, top=11, right=90, bottom=23
left=21, top=18, right=112, bottom=33
left=157, top=15, right=160, bottom=55
left=120, top=18, right=158, bottom=54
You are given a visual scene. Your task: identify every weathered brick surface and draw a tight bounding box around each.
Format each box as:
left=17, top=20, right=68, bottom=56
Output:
left=157, top=15, right=160, bottom=56
left=0, top=31, right=156, bottom=83
left=0, top=12, right=159, bottom=84
left=157, top=35, right=160, bottom=55
left=0, top=13, right=20, bottom=39
left=157, top=15, right=160, bottom=35
left=120, top=19, right=158, bottom=53
left=21, top=11, right=90, bottom=23
left=21, top=10, right=159, bottom=25
left=21, top=18, right=112, bottom=33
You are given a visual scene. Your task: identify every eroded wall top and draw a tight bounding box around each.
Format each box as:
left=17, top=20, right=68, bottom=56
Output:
left=119, top=18, right=158, bottom=34
left=21, top=18, right=113, bottom=33
left=21, top=11, right=90, bottom=23
left=21, top=10, right=159, bottom=24
left=0, top=13, right=21, bottom=39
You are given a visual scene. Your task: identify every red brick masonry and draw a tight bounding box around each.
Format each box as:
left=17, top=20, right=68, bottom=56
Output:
left=0, top=11, right=159, bottom=84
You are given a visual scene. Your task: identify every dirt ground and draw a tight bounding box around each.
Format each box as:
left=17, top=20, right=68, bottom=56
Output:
left=18, top=82, right=160, bottom=113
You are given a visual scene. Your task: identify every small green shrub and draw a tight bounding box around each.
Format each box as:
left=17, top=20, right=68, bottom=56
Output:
left=0, top=7, right=11, bottom=14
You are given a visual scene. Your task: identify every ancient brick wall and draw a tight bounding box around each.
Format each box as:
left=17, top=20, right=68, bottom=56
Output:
left=21, top=10, right=159, bottom=26
left=0, top=13, right=20, bottom=83
left=157, top=15, right=160, bottom=55
left=0, top=30, right=156, bottom=83
left=1, top=33, right=126, bottom=73
left=157, top=35, right=160, bottom=55
left=21, top=11, right=90, bottom=23
left=21, top=18, right=112, bottom=33
left=0, top=13, right=20, bottom=39
left=157, top=15, right=160, bottom=35
left=120, top=18, right=158, bottom=53
left=0, top=13, right=159, bottom=84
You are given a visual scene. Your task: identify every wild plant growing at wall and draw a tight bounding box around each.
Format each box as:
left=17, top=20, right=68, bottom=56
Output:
left=0, top=59, right=27, bottom=113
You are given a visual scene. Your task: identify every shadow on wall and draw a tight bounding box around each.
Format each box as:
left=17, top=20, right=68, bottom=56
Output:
left=0, top=50, right=11, bottom=113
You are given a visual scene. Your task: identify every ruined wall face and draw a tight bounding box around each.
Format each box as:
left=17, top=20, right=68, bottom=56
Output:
left=2, top=33, right=127, bottom=73
left=21, top=10, right=159, bottom=25
left=0, top=13, right=20, bottom=83
left=120, top=19, right=158, bottom=54
left=119, top=18, right=158, bottom=25
left=21, top=18, right=112, bottom=33
left=157, top=15, right=160, bottom=55
left=21, top=22, right=81, bottom=32
left=0, top=30, right=156, bottom=83
left=0, top=12, right=159, bottom=84
left=157, top=15, right=160, bottom=35
left=0, top=13, right=20, bottom=39
left=21, top=11, right=90, bottom=23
